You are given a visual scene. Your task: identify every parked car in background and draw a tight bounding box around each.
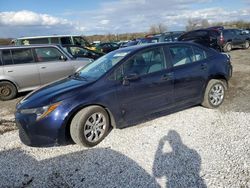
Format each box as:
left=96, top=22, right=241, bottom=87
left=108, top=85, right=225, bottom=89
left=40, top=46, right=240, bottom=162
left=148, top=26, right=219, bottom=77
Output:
left=62, top=45, right=104, bottom=60
left=138, top=37, right=160, bottom=44
left=178, top=28, right=250, bottom=52
left=15, top=42, right=232, bottom=147
left=158, top=31, right=185, bottom=42
left=0, top=45, right=92, bottom=100
left=119, top=40, right=140, bottom=48
left=12, top=35, right=96, bottom=51
left=95, top=42, right=120, bottom=53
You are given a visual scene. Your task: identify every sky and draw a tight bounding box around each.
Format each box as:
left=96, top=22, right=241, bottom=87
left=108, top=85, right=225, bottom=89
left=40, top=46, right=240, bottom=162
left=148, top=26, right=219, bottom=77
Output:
left=0, top=0, right=250, bottom=38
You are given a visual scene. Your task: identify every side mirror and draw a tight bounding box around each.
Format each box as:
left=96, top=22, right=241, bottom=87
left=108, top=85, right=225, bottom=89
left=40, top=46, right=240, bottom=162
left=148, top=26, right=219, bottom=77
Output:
left=122, top=73, right=140, bottom=86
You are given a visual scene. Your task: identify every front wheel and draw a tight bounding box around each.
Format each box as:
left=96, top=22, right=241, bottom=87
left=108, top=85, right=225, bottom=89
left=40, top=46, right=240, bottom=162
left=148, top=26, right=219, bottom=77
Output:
left=202, top=79, right=226, bottom=109
left=70, top=106, right=110, bottom=147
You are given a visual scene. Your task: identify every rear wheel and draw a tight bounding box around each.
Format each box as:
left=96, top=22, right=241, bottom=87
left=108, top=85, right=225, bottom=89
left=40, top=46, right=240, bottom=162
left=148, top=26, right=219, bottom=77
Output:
left=223, top=42, right=232, bottom=52
left=202, top=79, right=226, bottom=109
left=70, top=106, right=110, bottom=147
left=0, top=81, right=17, bottom=101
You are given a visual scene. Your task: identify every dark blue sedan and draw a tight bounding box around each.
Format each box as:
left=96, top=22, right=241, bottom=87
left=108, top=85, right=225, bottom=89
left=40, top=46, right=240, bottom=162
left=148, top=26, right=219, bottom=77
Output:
left=15, top=42, right=232, bottom=147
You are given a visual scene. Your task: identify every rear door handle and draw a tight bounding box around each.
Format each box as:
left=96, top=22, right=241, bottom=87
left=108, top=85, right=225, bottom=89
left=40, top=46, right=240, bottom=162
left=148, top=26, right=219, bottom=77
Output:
left=41, top=67, right=46, bottom=69
left=7, top=70, right=13, bottom=73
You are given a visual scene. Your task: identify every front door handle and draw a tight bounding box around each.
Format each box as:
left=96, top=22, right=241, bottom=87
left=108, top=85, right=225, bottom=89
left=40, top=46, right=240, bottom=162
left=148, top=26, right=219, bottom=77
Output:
left=41, top=67, right=46, bottom=69
left=161, top=73, right=173, bottom=81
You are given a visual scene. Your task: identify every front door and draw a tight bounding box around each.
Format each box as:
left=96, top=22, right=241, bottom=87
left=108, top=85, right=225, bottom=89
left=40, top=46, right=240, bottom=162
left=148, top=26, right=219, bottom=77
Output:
left=34, top=47, right=73, bottom=85
left=114, top=46, right=174, bottom=124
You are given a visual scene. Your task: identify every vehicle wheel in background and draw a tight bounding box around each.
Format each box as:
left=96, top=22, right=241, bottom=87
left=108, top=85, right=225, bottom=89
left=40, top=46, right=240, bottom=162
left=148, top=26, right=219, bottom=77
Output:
left=244, top=40, right=249, bottom=49
left=202, top=79, right=226, bottom=109
left=70, top=106, right=110, bottom=147
left=223, top=42, right=232, bottom=52
left=0, top=81, right=17, bottom=101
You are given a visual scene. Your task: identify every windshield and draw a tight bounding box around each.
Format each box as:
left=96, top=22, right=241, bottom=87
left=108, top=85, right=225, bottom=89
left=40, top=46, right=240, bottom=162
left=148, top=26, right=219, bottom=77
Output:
left=76, top=50, right=130, bottom=80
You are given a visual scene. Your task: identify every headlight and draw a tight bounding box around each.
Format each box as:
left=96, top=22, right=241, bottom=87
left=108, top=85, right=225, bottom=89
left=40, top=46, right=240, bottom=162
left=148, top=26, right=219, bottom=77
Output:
left=20, top=102, right=60, bottom=121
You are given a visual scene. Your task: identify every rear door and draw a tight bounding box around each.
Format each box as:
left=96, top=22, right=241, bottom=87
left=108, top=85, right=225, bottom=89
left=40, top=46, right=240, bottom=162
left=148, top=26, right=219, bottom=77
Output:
left=169, top=44, right=208, bottom=106
left=34, top=47, right=73, bottom=85
left=2, top=48, right=40, bottom=90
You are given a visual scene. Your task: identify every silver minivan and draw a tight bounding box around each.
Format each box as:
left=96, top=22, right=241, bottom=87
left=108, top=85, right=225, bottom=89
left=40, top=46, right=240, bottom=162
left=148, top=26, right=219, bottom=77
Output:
left=0, top=45, right=92, bottom=100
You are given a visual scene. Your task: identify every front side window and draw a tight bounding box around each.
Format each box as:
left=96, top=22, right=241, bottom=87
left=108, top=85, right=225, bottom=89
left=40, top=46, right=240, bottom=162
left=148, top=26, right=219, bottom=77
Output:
left=169, top=45, right=194, bottom=67
left=123, top=47, right=166, bottom=76
left=34, top=47, right=64, bottom=62
left=11, top=49, right=34, bottom=64
left=76, top=50, right=131, bottom=80
left=69, top=47, right=88, bottom=57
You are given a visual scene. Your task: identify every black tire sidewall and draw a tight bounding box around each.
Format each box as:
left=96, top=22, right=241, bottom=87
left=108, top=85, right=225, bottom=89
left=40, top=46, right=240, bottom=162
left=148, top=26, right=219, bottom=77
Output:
left=0, top=81, right=17, bottom=100
left=72, top=106, right=110, bottom=147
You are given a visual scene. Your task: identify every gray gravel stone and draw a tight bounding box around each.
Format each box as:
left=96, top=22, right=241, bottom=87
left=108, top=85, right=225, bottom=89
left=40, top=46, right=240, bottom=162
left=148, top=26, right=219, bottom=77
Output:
left=0, top=107, right=249, bottom=187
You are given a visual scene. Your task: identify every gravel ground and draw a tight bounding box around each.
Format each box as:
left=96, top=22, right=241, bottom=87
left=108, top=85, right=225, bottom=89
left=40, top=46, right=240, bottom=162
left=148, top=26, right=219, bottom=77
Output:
left=0, top=49, right=250, bottom=187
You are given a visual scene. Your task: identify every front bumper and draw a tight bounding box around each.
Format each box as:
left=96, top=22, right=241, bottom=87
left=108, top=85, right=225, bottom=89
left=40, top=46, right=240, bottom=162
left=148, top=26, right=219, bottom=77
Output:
left=15, top=110, right=67, bottom=147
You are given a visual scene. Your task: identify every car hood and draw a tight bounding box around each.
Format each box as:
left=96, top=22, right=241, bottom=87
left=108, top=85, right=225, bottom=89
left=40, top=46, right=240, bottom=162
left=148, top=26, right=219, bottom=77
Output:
left=17, top=77, right=94, bottom=109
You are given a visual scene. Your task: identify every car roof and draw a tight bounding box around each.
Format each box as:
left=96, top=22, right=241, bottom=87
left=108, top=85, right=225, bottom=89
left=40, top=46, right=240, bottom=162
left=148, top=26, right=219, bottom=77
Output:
left=16, top=35, right=82, bottom=40
left=114, top=42, right=200, bottom=52
left=0, top=44, right=61, bottom=50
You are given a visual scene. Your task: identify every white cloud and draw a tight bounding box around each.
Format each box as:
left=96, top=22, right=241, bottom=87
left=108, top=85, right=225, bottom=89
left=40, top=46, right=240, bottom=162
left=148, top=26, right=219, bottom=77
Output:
left=72, top=0, right=250, bottom=34
left=0, top=10, right=69, bottom=26
left=100, top=19, right=110, bottom=25
left=0, top=10, right=86, bottom=37
left=0, top=1, right=250, bottom=38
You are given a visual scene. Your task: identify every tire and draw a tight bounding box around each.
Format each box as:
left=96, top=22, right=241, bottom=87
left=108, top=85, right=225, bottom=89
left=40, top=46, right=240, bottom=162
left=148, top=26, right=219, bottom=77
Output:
left=70, top=106, right=110, bottom=147
left=244, top=40, right=249, bottom=49
left=202, top=79, right=226, bottom=109
left=0, top=81, right=17, bottom=101
left=223, top=42, right=232, bottom=52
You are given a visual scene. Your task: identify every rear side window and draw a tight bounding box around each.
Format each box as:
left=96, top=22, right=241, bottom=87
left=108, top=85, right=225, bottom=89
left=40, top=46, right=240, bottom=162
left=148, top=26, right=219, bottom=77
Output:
left=21, top=38, right=49, bottom=45
left=0, top=51, right=2, bottom=66
left=192, top=46, right=206, bottom=62
left=34, top=47, right=63, bottom=62
left=60, top=37, right=72, bottom=45
left=11, top=49, right=34, bottom=64
left=50, top=37, right=59, bottom=44
left=169, top=45, right=194, bottom=67
left=2, top=50, right=13, bottom=65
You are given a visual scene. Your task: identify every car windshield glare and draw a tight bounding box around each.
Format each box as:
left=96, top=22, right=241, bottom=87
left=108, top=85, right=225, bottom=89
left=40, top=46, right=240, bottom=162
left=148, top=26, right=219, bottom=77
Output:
left=77, top=50, right=130, bottom=80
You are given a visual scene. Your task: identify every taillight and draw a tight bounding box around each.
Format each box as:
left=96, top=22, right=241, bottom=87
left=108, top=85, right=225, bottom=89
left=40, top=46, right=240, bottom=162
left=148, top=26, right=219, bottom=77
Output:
left=219, top=33, right=224, bottom=44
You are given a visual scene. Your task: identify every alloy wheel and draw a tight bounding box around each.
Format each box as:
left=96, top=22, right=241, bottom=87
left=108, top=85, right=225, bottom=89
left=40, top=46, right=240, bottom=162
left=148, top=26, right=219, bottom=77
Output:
left=83, top=113, right=107, bottom=143
left=209, top=84, right=224, bottom=106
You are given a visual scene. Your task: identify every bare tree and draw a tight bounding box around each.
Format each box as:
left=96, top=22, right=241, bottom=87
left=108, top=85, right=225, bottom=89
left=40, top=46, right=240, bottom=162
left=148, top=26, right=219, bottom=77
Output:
left=149, top=23, right=168, bottom=34
left=186, top=18, right=210, bottom=31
